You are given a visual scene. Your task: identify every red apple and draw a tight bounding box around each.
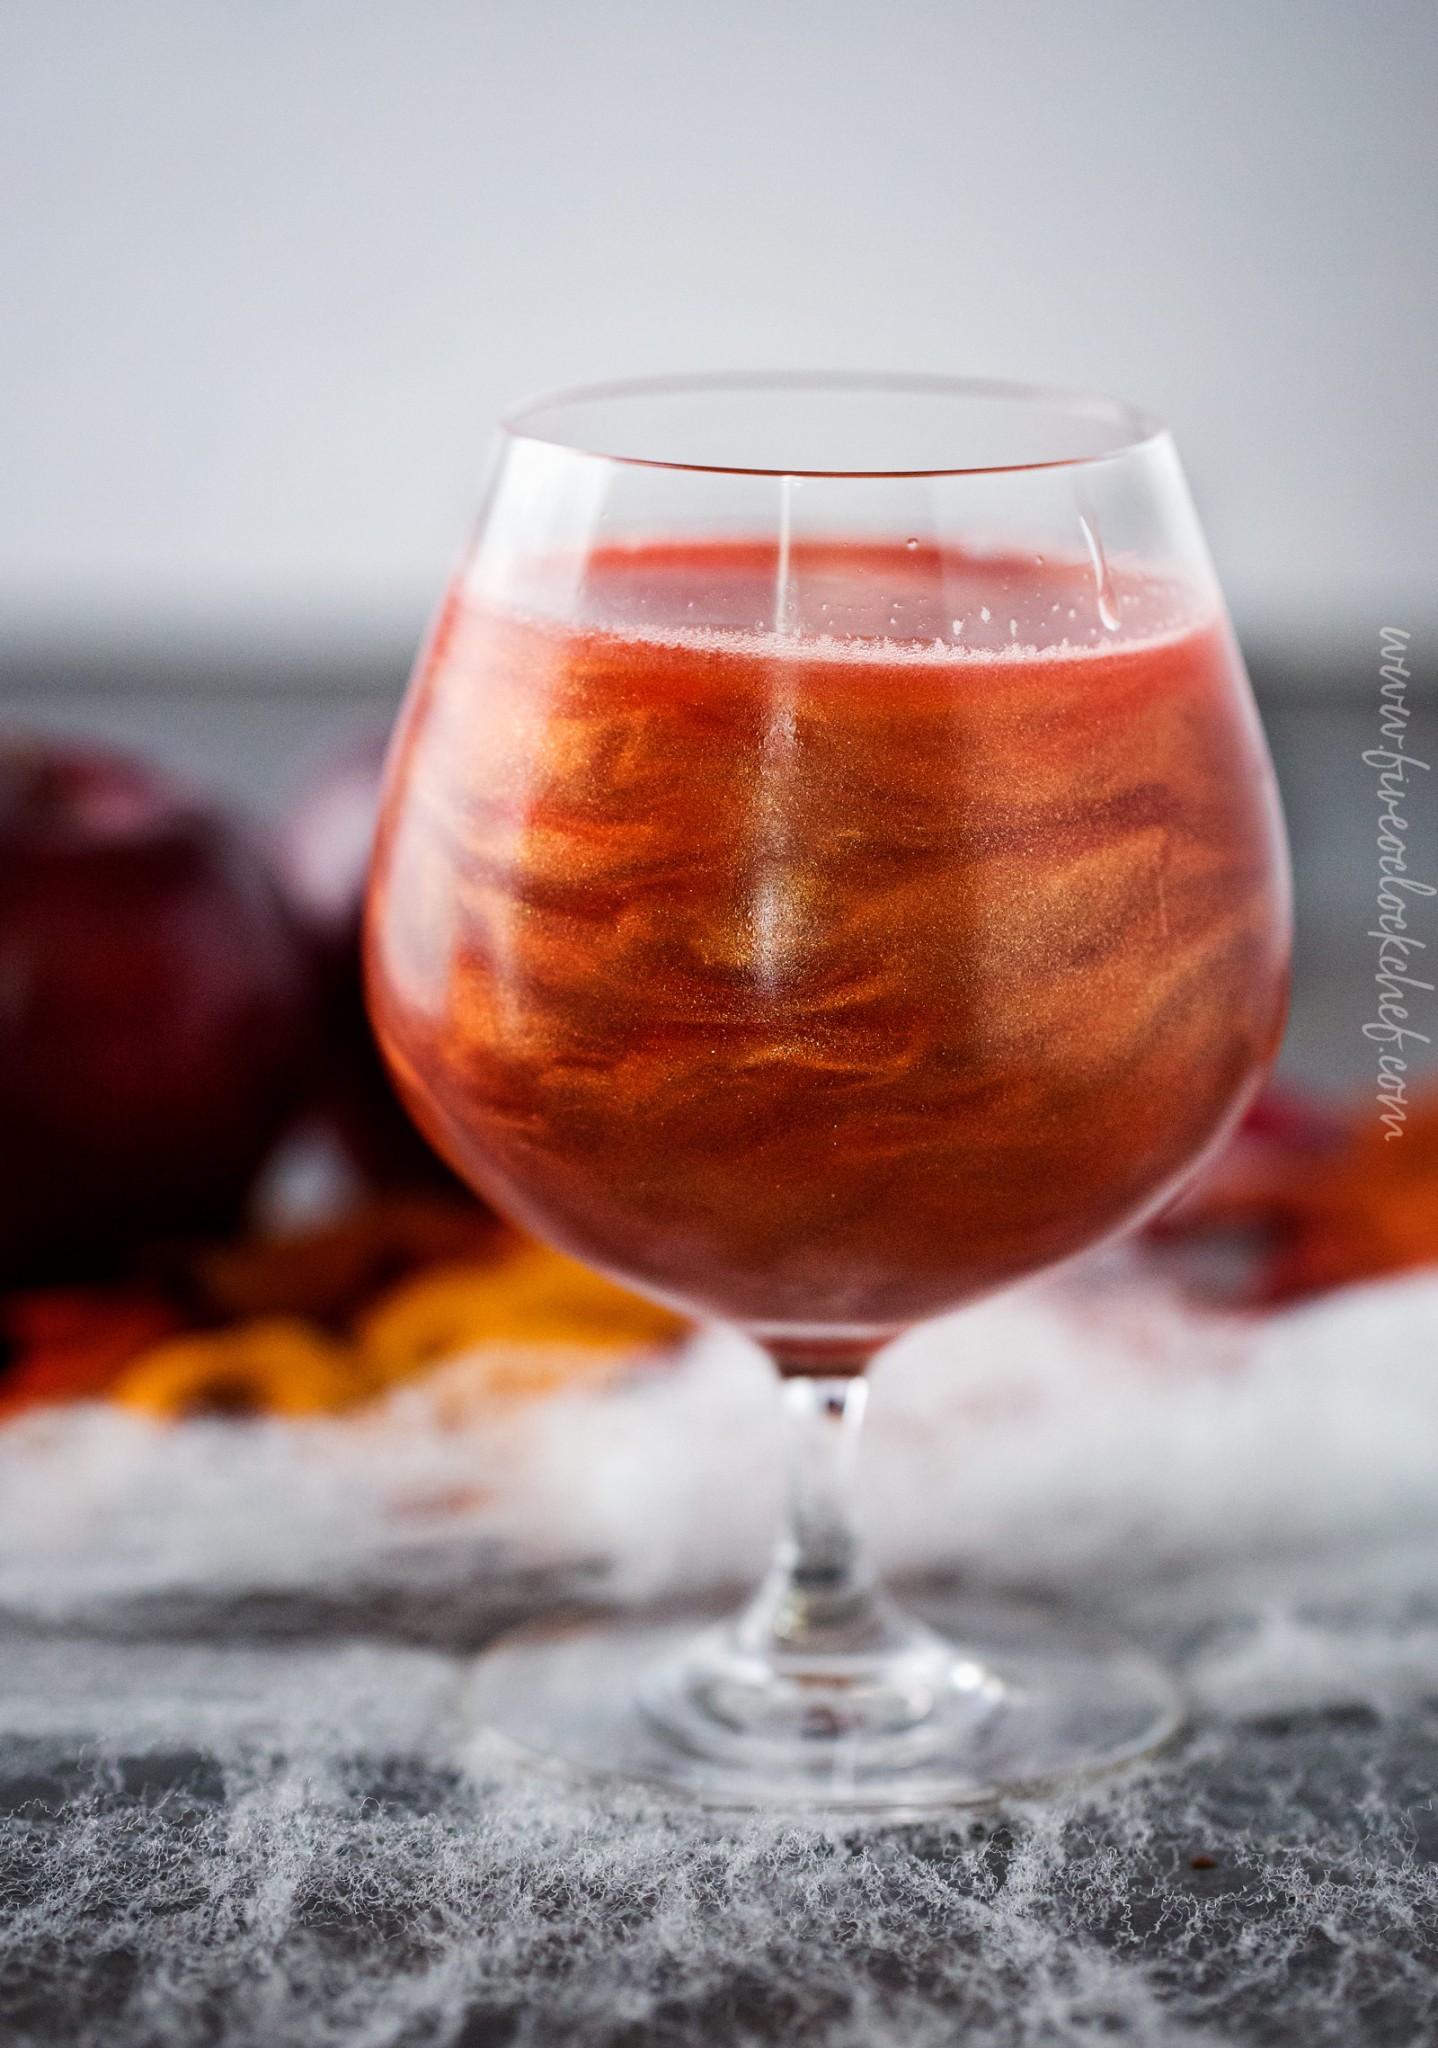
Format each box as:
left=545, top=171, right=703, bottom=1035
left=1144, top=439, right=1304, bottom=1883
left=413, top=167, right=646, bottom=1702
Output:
left=276, top=730, right=480, bottom=1197
left=275, top=730, right=391, bottom=961
left=0, top=737, right=313, bottom=1282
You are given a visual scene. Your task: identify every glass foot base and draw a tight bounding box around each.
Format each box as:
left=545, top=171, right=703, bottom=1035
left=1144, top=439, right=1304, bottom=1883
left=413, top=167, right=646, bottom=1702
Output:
left=465, top=1594, right=1182, bottom=1811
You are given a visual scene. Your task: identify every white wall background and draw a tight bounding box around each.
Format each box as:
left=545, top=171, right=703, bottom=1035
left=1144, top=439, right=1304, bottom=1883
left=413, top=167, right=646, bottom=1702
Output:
left=0, top=0, right=1433, bottom=657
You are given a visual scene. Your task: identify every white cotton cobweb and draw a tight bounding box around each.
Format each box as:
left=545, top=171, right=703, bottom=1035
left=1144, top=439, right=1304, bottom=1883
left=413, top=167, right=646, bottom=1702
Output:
left=4, top=1246, right=1438, bottom=1634
left=3, top=1249, right=1438, bottom=2042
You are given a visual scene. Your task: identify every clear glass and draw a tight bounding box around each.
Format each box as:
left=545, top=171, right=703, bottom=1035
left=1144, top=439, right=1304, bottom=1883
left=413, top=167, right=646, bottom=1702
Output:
left=365, top=372, right=1292, bottom=1807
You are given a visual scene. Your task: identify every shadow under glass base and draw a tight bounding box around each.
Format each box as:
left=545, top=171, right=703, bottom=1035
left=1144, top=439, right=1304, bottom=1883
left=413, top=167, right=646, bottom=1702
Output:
left=465, top=1593, right=1182, bottom=1812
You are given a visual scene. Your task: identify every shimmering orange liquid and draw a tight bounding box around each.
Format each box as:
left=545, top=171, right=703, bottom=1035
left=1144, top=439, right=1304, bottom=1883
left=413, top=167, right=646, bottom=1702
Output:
left=366, top=543, right=1289, bottom=1357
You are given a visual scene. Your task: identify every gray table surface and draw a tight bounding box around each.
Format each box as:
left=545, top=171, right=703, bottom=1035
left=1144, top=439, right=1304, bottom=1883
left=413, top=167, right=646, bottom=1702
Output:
left=0, top=1275, right=1432, bottom=2047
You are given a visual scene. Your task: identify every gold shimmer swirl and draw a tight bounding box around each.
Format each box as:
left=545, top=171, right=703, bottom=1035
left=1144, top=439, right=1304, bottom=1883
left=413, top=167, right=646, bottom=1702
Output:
left=367, top=543, right=1289, bottom=1338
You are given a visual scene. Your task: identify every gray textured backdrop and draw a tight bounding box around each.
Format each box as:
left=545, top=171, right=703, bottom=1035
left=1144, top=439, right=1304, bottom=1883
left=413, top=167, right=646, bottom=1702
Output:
left=0, top=1, right=1433, bottom=654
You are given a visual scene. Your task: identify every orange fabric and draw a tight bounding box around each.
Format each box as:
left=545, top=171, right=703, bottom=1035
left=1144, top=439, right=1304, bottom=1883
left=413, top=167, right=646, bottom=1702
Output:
left=99, top=1232, right=687, bottom=1421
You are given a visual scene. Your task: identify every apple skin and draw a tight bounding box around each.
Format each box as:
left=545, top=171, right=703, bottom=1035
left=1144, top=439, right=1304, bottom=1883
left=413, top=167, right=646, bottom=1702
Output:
left=276, top=732, right=481, bottom=1197
left=0, top=739, right=314, bottom=1282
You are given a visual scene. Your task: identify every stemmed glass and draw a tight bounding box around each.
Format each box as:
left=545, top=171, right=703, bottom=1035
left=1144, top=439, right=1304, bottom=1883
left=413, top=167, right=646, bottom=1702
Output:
left=365, top=373, right=1291, bottom=1807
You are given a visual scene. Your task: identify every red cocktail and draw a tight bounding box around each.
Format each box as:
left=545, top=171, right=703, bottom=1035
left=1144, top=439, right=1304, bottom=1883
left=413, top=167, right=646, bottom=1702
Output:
left=371, top=541, right=1285, bottom=1361
left=366, top=376, right=1291, bottom=1805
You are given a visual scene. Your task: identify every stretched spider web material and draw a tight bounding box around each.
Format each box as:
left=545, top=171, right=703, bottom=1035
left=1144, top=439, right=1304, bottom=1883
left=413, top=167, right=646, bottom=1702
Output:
left=1, top=1249, right=1437, bottom=2044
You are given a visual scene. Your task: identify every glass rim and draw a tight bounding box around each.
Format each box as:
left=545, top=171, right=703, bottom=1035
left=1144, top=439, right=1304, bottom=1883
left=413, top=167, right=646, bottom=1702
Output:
left=500, top=370, right=1166, bottom=481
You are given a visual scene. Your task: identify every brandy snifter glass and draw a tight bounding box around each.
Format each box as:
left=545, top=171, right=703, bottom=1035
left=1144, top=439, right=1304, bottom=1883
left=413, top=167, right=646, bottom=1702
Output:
left=365, top=373, right=1291, bottom=1807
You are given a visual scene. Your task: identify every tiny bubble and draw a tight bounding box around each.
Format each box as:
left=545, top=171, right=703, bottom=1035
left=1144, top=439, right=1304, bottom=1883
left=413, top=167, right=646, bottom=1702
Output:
left=905, top=537, right=919, bottom=550
left=979, top=606, right=991, bottom=623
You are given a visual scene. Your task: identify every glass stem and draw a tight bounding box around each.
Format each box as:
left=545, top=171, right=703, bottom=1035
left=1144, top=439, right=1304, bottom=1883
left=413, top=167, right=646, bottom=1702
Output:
left=735, top=1373, right=902, bottom=1662
left=670, top=1359, right=959, bottom=1743
left=780, top=1375, right=871, bottom=1627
